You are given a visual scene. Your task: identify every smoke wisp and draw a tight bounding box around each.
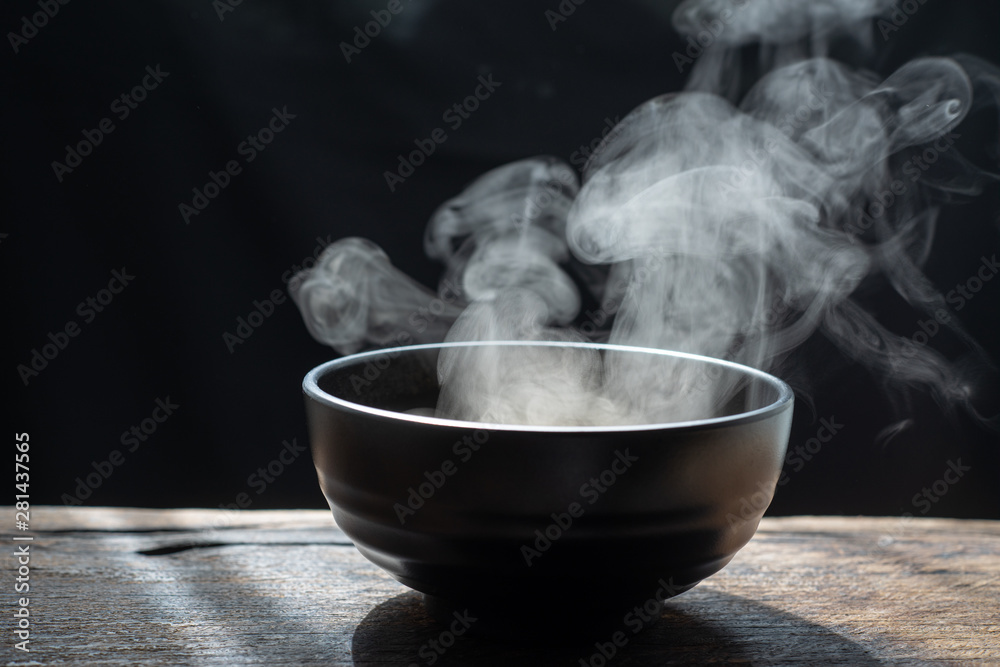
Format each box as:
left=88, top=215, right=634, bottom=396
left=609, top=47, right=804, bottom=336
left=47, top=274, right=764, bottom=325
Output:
left=292, top=1, right=999, bottom=427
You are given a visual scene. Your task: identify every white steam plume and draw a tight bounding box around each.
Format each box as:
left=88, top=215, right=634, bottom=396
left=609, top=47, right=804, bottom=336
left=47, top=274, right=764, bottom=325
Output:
left=289, top=237, right=463, bottom=354
left=293, top=1, right=999, bottom=427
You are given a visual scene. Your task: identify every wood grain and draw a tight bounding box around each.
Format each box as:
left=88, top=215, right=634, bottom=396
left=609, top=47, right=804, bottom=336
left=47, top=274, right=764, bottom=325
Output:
left=6, top=507, right=998, bottom=665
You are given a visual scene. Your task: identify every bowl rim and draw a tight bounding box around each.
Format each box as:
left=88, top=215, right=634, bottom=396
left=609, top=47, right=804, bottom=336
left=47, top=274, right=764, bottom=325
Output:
left=302, top=340, right=793, bottom=434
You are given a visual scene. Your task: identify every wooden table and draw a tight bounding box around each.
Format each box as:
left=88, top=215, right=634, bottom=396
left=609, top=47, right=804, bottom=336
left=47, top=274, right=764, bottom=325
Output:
left=9, top=508, right=999, bottom=665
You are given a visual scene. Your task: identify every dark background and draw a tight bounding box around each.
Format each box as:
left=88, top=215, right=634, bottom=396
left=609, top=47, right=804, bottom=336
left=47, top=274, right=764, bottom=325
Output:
left=5, top=1, right=999, bottom=517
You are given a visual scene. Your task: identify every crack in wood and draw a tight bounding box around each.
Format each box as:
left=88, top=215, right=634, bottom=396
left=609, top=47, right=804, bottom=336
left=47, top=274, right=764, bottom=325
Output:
left=138, top=540, right=355, bottom=556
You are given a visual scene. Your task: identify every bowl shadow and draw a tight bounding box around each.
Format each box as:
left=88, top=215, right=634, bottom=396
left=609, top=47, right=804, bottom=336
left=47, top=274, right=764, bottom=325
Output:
left=350, top=587, right=882, bottom=666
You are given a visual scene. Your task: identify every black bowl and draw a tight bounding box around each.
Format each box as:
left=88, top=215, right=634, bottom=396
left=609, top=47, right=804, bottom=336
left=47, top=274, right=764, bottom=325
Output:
left=303, top=341, right=793, bottom=633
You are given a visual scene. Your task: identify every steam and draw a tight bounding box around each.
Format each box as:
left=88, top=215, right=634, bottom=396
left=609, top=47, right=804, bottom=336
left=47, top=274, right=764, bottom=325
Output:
left=290, top=237, right=462, bottom=354
left=673, top=0, right=895, bottom=46
left=293, top=1, right=998, bottom=427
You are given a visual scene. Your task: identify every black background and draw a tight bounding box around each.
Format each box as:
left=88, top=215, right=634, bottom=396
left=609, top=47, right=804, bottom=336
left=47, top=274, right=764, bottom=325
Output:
left=5, top=1, right=999, bottom=517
